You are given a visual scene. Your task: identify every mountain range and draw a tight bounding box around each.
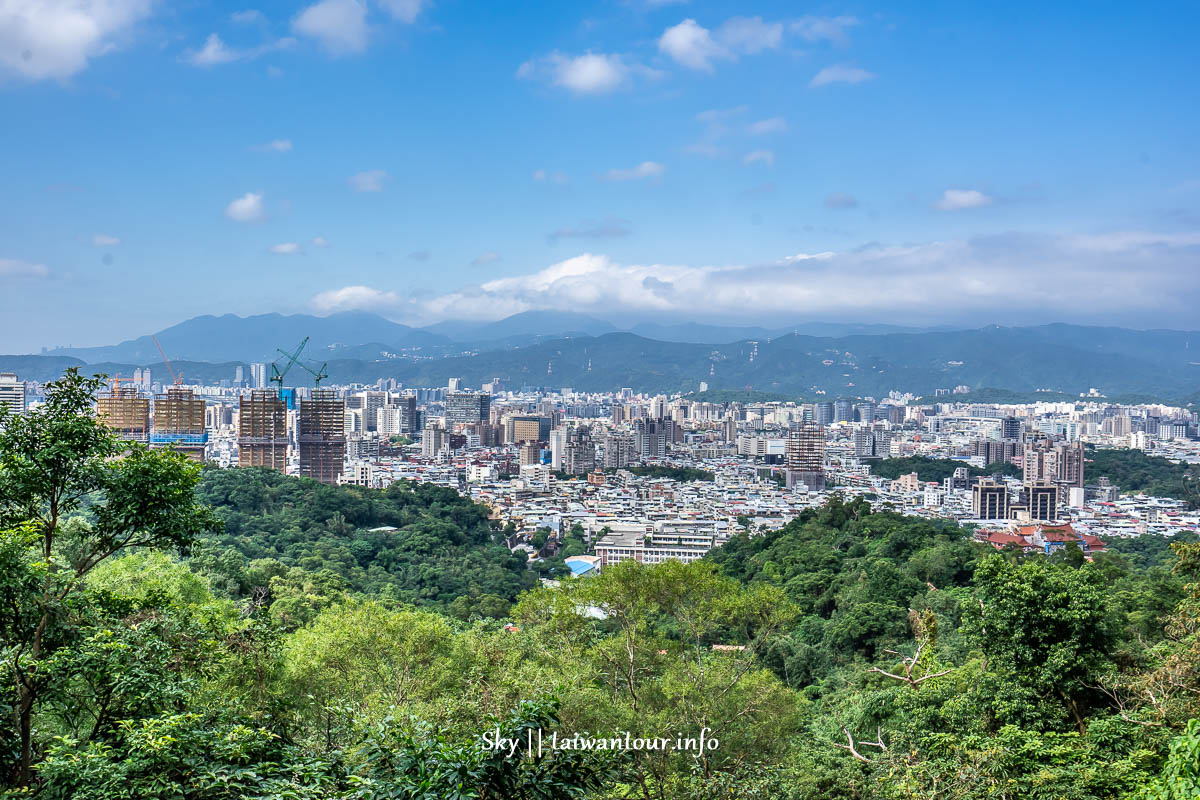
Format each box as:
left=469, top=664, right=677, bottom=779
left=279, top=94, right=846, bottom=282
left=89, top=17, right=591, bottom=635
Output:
left=5, top=313, right=1199, bottom=402
left=39, top=310, right=945, bottom=365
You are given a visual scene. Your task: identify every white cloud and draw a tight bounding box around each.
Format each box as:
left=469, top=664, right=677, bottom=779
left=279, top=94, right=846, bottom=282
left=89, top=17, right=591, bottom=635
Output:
left=348, top=170, right=388, bottom=192
left=532, top=169, right=568, bottom=185
left=292, top=0, right=367, bottom=55
left=791, top=15, right=859, bottom=46
left=658, top=19, right=726, bottom=70
left=716, top=16, right=782, bottom=54
left=231, top=9, right=266, bottom=24
left=748, top=117, right=787, bottom=135
left=742, top=149, right=774, bottom=167
left=659, top=16, right=781, bottom=71
left=0, top=0, right=154, bottom=80
left=470, top=251, right=501, bottom=266
left=92, top=234, right=120, bottom=246
left=0, top=258, right=50, bottom=277
left=825, top=192, right=858, bottom=209
left=603, top=161, right=666, bottom=181
left=311, top=236, right=329, bottom=247
left=183, top=32, right=295, bottom=66
left=517, top=51, right=636, bottom=94
left=311, top=285, right=400, bottom=312
left=269, top=242, right=300, bottom=254
left=935, top=189, right=993, bottom=211
left=255, top=138, right=292, bottom=152
left=186, top=33, right=238, bottom=66
left=225, top=192, right=265, bottom=222
left=400, top=232, right=1200, bottom=323
left=809, top=64, right=875, bottom=87
left=376, top=0, right=426, bottom=24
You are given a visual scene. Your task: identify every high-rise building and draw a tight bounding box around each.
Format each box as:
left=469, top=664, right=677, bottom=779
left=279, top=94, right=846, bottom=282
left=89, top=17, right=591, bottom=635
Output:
left=785, top=421, right=825, bottom=490
left=1001, top=416, right=1023, bottom=440
left=298, top=388, right=346, bottom=485
left=973, top=438, right=1023, bottom=467
left=234, top=365, right=245, bottom=385
left=602, top=432, right=636, bottom=469
left=833, top=399, right=853, bottom=423
left=250, top=363, right=268, bottom=389
left=1026, top=482, right=1059, bottom=521
left=421, top=423, right=445, bottom=458
left=854, top=401, right=877, bottom=423
left=972, top=480, right=1010, bottom=519
left=362, top=391, right=386, bottom=433
left=395, top=394, right=418, bottom=434
left=96, top=387, right=150, bottom=444
left=633, top=418, right=676, bottom=459
left=0, top=372, right=26, bottom=416
left=854, top=428, right=882, bottom=459
left=519, top=442, right=542, bottom=466
left=447, top=377, right=462, bottom=392
left=563, top=428, right=596, bottom=475
left=816, top=402, right=834, bottom=426
left=238, top=390, right=287, bottom=470
left=1023, top=439, right=1084, bottom=489
left=445, top=392, right=491, bottom=426
left=151, top=387, right=208, bottom=461
left=507, top=415, right=551, bottom=444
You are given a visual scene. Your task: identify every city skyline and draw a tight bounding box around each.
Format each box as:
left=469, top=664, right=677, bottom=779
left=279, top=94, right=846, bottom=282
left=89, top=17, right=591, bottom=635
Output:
left=2, top=0, right=1199, bottom=353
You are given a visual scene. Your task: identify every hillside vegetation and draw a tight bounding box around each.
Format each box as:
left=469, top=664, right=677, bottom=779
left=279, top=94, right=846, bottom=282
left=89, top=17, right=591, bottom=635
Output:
left=3, top=370, right=1200, bottom=798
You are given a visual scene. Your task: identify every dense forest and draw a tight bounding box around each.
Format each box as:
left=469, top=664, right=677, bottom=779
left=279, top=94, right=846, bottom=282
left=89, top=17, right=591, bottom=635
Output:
left=871, top=455, right=1022, bottom=482
left=610, top=465, right=715, bottom=482
left=1086, top=447, right=1200, bottom=508
left=191, top=468, right=536, bottom=624
left=2, top=370, right=1200, bottom=798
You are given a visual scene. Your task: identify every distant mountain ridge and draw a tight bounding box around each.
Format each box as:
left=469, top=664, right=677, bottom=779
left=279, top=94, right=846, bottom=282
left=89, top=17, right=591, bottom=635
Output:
left=9, top=319, right=1200, bottom=401
left=45, top=311, right=449, bottom=364
left=40, top=310, right=967, bottom=365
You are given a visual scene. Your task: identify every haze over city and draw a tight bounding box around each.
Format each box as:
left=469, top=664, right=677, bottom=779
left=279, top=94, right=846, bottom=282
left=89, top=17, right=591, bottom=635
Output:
left=2, top=0, right=1199, bottom=353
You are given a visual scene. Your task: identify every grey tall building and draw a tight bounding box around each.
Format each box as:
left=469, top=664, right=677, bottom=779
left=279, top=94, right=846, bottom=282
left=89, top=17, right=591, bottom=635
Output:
left=816, top=402, right=834, bottom=426
left=445, top=392, right=491, bottom=426
left=0, top=372, right=26, bottom=416
left=833, top=399, right=854, bottom=423
left=785, top=421, right=825, bottom=491
left=972, top=480, right=1009, bottom=519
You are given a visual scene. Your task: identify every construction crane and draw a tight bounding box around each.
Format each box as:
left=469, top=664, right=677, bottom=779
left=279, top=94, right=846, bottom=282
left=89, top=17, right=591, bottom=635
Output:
left=153, top=335, right=182, bottom=385
left=296, top=357, right=328, bottom=387
left=270, top=337, right=310, bottom=399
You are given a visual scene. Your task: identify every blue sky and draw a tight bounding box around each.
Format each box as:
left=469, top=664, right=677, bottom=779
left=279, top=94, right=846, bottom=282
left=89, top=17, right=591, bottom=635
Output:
left=1, top=0, right=1198, bottom=352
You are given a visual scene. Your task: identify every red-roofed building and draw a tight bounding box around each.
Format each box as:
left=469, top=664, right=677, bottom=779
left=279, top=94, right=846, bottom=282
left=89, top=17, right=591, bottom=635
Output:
left=975, top=522, right=1106, bottom=556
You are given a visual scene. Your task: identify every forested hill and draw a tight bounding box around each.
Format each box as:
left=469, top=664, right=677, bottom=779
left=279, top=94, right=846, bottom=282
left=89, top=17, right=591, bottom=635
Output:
left=8, top=322, right=1200, bottom=398
left=7, top=375, right=1200, bottom=798
left=189, top=468, right=536, bottom=623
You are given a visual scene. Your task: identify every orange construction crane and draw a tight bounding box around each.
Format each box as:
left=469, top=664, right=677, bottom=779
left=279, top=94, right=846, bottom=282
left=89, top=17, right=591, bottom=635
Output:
left=153, top=336, right=183, bottom=385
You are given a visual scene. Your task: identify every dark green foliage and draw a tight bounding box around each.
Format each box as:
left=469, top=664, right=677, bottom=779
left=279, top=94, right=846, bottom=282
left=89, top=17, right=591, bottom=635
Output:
left=192, top=468, right=537, bottom=613
left=1086, top=447, right=1199, bottom=508
left=871, top=455, right=1020, bottom=483
left=709, top=496, right=980, bottom=681
left=611, top=465, right=714, bottom=482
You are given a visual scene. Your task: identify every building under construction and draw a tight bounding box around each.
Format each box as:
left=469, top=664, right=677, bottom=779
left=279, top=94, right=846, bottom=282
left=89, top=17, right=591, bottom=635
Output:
left=785, top=421, right=826, bottom=491
left=238, top=389, right=287, bottom=471
left=298, top=388, right=346, bottom=485
left=96, top=386, right=150, bottom=444
left=150, top=386, right=208, bottom=461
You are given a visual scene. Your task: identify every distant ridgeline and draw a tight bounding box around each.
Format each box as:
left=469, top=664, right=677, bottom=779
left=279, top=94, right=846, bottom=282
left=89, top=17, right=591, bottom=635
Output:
left=8, top=317, right=1200, bottom=399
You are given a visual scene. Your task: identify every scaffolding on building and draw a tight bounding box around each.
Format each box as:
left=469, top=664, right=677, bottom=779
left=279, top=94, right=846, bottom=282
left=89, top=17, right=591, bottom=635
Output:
left=785, top=421, right=826, bottom=491
left=298, top=387, right=346, bottom=485
left=151, top=386, right=208, bottom=461
left=96, top=386, right=150, bottom=443
left=238, top=389, right=287, bottom=471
